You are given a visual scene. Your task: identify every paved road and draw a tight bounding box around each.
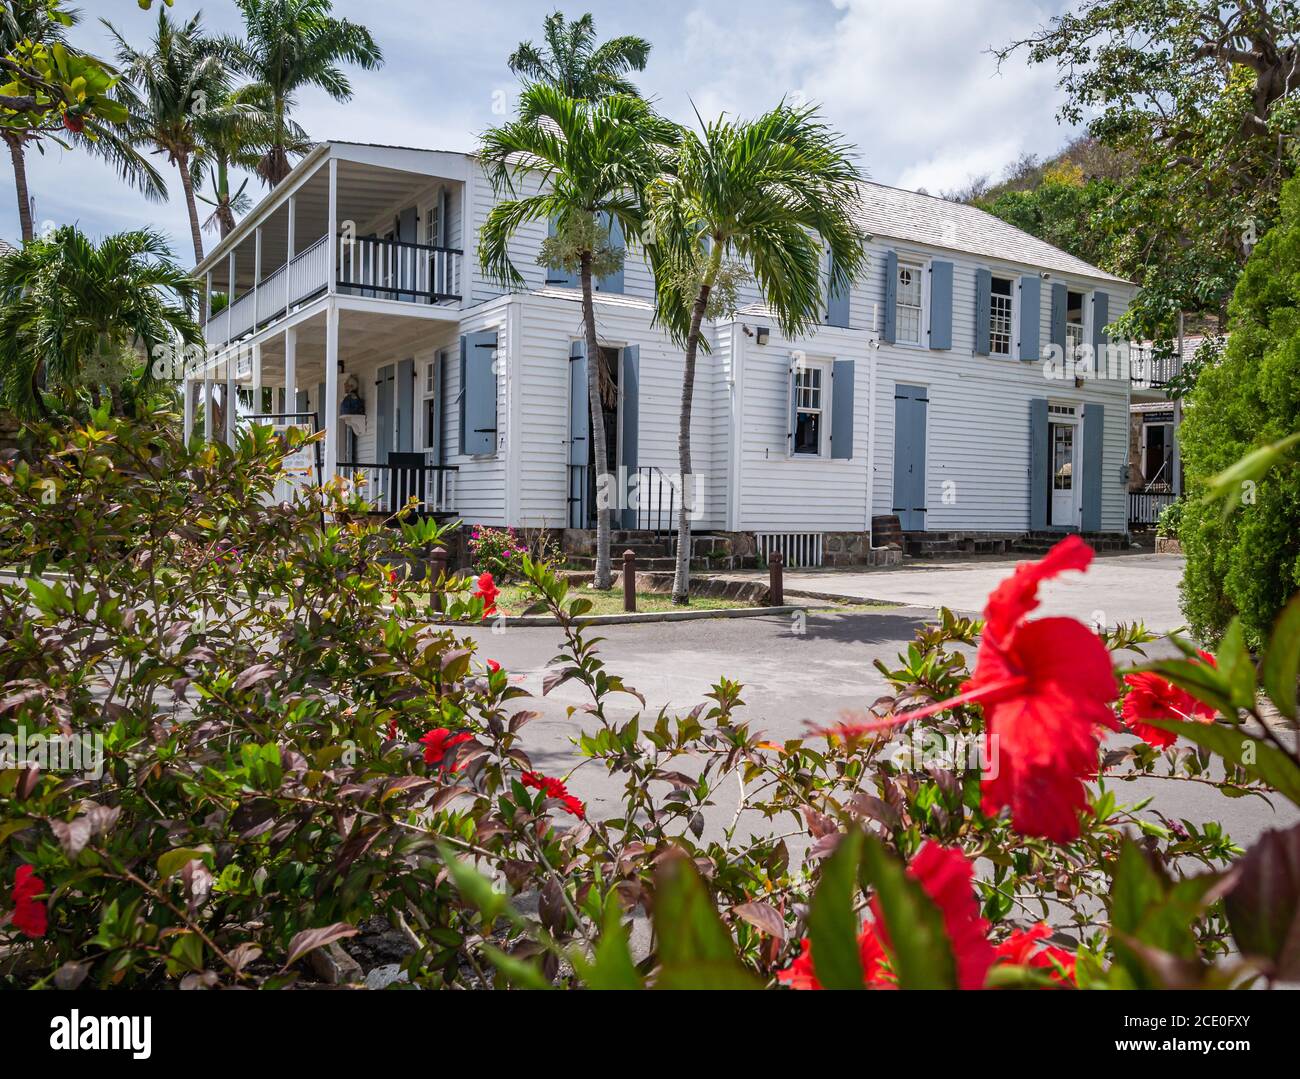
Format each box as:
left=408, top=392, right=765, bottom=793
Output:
left=732, top=552, right=1188, bottom=635
left=462, top=605, right=1297, bottom=852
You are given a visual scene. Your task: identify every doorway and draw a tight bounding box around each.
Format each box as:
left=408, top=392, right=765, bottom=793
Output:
left=1048, top=403, right=1081, bottom=528
left=892, top=384, right=928, bottom=531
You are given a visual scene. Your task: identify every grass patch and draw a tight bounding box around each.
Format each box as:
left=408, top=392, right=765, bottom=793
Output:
left=493, top=582, right=752, bottom=616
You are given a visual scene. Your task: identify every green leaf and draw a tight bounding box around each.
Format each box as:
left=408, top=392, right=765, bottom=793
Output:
left=1201, top=431, right=1300, bottom=518
left=859, top=834, right=957, bottom=989
left=806, top=829, right=865, bottom=989
left=1262, top=592, right=1300, bottom=719
left=1143, top=719, right=1300, bottom=806
left=480, top=945, right=553, bottom=989
left=436, top=842, right=509, bottom=923
left=573, top=891, right=644, bottom=990
left=156, top=847, right=209, bottom=881
left=1215, top=618, right=1257, bottom=710
left=1136, top=656, right=1236, bottom=717
left=651, top=854, right=759, bottom=988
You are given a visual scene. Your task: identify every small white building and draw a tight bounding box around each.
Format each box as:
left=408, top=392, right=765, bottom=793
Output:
left=185, top=141, right=1138, bottom=565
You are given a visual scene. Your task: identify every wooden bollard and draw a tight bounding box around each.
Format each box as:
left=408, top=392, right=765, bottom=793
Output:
left=623, top=549, right=637, bottom=613
left=427, top=546, right=447, bottom=614
left=768, top=549, right=784, bottom=606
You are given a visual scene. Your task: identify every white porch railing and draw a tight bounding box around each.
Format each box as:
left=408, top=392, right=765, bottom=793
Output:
left=201, top=234, right=460, bottom=349
left=337, top=460, right=458, bottom=516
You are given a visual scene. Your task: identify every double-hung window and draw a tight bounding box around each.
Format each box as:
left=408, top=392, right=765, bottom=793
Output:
left=896, top=263, right=923, bottom=344
left=989, top=277, right=1014, bottom=356
left=1066, top=290, right=1086, bottom=363
left=793, top=364, right=825, bottom=456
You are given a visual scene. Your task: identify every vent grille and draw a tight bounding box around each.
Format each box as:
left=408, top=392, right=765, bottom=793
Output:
left=756, top=532, right=824, bottom=569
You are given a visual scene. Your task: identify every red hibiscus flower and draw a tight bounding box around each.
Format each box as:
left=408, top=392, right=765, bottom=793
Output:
left=11, top=864, right=47, bottom=939
left=778, top=842, right=993, bottom=990
left=823, top=536, right=1118, bottom=842
left=486, top=659, right=501, bottom=673
left=419, top=727, right=472, bottom=768
left=1121, top=653, right=1218, bottom=749
left=521, top=771, right=586, bottom=819
left=386, top=719, right=398, bottom=741
left=994, top=922, right=1077, bottom=986
left=472, top=572, right=499, bottom=618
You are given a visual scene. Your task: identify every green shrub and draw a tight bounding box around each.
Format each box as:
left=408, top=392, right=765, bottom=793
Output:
left=1156, top=498, right=1183, bottom=539
left=1178, top=176, right=1300, bottom=647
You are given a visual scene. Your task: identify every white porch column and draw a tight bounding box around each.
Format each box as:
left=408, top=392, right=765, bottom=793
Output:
left=252, top=342, right=263, bottom=418
left=204, top=270, right=212, bottom=325
left=284, top=326, right=297, bottom=418
left=326, top=157, right=338, bottom=297
left=182, top=378, right=194, bottom=442
left=323, top=303, right=339, bottom=483
left=225, top=364, right=237, bottom=445
left=202, top=377, right=214, bottom=442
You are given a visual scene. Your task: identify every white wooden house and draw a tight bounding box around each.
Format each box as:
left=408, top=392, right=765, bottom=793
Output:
left=185, top=141, right=1138, bottom=565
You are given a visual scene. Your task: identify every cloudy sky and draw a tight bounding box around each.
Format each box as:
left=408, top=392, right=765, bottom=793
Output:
left=2, top=0, right=1080, bottom=258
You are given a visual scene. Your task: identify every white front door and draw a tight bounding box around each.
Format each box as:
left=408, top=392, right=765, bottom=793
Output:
left=1050, top=421, right=1079, bottom=528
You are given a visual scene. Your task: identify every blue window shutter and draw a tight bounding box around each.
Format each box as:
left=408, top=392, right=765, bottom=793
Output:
left=375, top=364, right=393, bottom=463
left=596, top=212, right=624, bottom=294
left=787, top=359, right=798, bottom=454
left=825, top=253, right=850, bottom=327
left=1082, top=402, right=1104, bottom=531
left=459, top=331, right=497, bottom=456
left=928, top=260, right=952, bottom=349
left=882, top=249, right=898, bottom=344
left=1050, top=282, right=1067, bottom=352
left=620, top=345, right=639, bottom=527
left=568, top=340, right=588, bottom=466
left=396, top=358, right=415, bottom=451
left=545, top=218, right=576, bottom=287
left=1018, top=275, right=1041, bottom=361
left=317, top=380, right=327, bottom=428
left=1092, top=290, right=1110, bottom=352
left=296, top=388, right=308, bottom=416
left=1029, top=398, right=1048, bottom=530
left=974, top=268, right=992, bottom=356
left=831, top=358, right=855, bottom=459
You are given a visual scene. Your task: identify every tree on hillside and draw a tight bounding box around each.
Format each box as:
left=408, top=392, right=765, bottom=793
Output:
left=1177, top=174, right=1300, bottom=648
left=649, top=103, right=867, bottom=604
left=508, top=11, right=651, bottom=100
left=996, top=0, right=1300, bottom=345
left=232, top=0, right=382, bottom=186
left=1, top=0, right=167, bottom=244
left=478, top=84, right=677, bottom=590
left=0, top=226, right=200, bottom=419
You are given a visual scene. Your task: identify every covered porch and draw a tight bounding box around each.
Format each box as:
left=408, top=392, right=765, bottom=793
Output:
left=184, top=297, right=461, bottom=517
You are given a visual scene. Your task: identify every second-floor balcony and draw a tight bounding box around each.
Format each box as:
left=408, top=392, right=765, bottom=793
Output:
left=203, top=233, right=462, bottom=348
left=195, top=142, right=471, bottom=352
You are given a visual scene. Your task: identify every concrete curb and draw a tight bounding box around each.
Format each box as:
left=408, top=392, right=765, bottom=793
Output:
left=419, top=603, right=837, bottom=628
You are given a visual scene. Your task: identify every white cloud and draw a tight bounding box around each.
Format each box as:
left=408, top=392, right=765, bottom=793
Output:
left=0, top=0, right=1083, bottom=256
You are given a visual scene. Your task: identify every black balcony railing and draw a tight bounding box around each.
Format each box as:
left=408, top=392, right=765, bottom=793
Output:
left=338, top=456, right=458, bottom=517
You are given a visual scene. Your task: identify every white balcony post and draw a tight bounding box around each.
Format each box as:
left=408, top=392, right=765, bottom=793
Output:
left=182, top=378, right=194, bottom=442
left=226, top=251, right=235, bottom=311
left=285, top=195, right=296, bottom=316
left=225, top=367, right=237, bottom=445
left=326, top=157, right=338, bottom=296
left=204, top=270, right=212, bottom=325
left=284, top=326, right=297, bottom=419
left=323, top=303, right=339, bottom=483
left=253, top=226, right=262, bottom=330
left=202, top=377, right=214, bottom=442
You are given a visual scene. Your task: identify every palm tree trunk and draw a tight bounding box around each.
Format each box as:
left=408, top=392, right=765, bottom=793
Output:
left=177, top=150, right=205, bottom=264
left=671, top=244, right=723, bottom=605
left=580, top=251, right=612, bottom=589
left=6, top=133, right=34, bottom=243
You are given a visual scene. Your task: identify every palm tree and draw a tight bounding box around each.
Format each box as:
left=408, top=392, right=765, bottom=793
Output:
left=0, top=226, right=201, bottom=419
left=195, top=83, right=305, bottom=238
left=1, top=1, right=168, bottom=244
left=106, top=7, right=236, bottom=264
left=479, top=84, right=677, bottom=589
left=508, top=11, right=651, bottom=100
left=649, top=103, right=868, bottom=603
left=232, top=0, right=382, bottom=186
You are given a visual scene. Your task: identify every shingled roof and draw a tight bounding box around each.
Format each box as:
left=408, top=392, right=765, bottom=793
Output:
left=855, top=180, right=1129, bottom=285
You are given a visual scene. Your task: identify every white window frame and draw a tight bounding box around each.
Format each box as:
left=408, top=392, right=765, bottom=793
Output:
left=989, top=275, right=1016, bottom=357
left=790, top=357, right=831, bottom=458
left=1065, top=288, right=1088, bottom=365
left=895, top=260, right=927, bottom=347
